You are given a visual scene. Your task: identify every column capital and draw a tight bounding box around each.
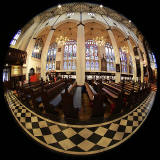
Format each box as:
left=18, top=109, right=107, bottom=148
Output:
left=124, top=37, right=129, bottom=41
left=77, top=22, right=85, bottom=27
left=51, top=27, right=56, bottom=31
left=106, top=27, right=111, bottom=31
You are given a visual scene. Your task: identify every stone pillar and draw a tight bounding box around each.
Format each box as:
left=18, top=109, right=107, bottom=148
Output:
left=60, top=45, right=65, bottom=70
left=25, top=38, right=36, bottom=81
left=76, top=23, right=85, bottom=85
left=24, top=17, right=46, bottom=81
left=41, top=28, right=55, bottom=80
left=138, top=41, right=148, bottom=66
left=107, top=28, right=120, bottom=83
left=99, top=45, right=104, bottom=71
left=137, top=47, right=144, bottom=83
left=127, top=40, right=137, bottom=82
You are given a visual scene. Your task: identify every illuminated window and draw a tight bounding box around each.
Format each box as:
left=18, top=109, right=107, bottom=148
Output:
left=129, top=56, right=133, bottom=74
left=85, top=40, right=99, bottom=71
left=88, top=13, right=95, bottom=17
left=120, top=48, right=128, bottom=73
left=67, top=13, right=74, bottom=17
left=64, top=61, right=67, bottom=70
left=10, top=30, right=21, bottom=46
left=32, top=38, right=43, bottom=59
left=149, top=52, right=157, bottom=69
left=63, top=40, right=76, bottom=70
left=86, top=61, right=90, bottom=71
left=105, top=42, right=115, bottom=71
left=46, top=43, right=57, bottom=71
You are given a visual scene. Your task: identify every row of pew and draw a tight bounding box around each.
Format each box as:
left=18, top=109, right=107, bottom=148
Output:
left=16, top=78, right=79, bottom=118
left=85, top=79, right=151, bottom=117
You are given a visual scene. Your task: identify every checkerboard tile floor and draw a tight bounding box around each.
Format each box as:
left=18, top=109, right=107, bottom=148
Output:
left=4, top=91, right=156, bottom=155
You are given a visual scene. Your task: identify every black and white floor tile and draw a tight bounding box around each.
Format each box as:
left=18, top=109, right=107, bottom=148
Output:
left=4, top=91, right=156, bottom=155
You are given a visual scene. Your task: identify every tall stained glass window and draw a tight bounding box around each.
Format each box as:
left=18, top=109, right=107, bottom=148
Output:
left=105, top=42, right=115, bottom=71
left=85, top=40, right=99, bottom=71
left=46, top=43, right=57, bottom=71
left=119, top=48, right=128, bottom=73
left=10, top=30, right=21, bottom=46
left=129, top=56, right=133, bottom=74
left=32, top=38, right=43, bottom=59
left=149, top=52, right=157, bottom=69
left=63, top=40, right=76, bottom=70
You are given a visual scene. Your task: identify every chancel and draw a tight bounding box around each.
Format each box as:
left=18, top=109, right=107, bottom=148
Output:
left=3, top=2, right=157, bottom=155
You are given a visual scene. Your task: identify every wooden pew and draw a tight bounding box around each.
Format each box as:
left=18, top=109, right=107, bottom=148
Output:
left=30, top=86, right=43, bottom=111
left=61, top=81, right=79, bottom=119
left=41, top=81, right=66, bottom=113
left=85, top=82, right=105, bottom=117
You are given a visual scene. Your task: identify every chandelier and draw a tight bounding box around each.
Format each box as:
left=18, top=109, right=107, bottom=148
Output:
left=121, top=46, right=128, bottom=53
left=93, top=36, right=106, bottom=46
left=56, top=36, right=69, bottom=45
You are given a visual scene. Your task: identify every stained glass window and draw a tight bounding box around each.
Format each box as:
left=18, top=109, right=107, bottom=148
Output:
left=105, top=43, right=115, bottom=71
left=119, top=48, right=128, bottom=73
left=95, top=61, right=99, bottom=70
left=86, top=61, right=90, bottom=71
left=85, top=40, right=99, bottom=71
left=129, top=56, right=133, bottom=74
left=63, top=40, right=76, bottom=70
left=46, top=43, right=57, bottom=71
left=10, top=30, right=21, bottom=46
left=32, top=38, right=43, bottom=59
left=64, top=61, right=67, bottom=70
left=46, top=64, right=48, bottom=71
left=149, top=52, right=157, bottom=69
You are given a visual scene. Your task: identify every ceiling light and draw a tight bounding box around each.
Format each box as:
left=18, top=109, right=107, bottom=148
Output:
left=58, top=4, right=61, bottom=8
left=129, top=20, right=131, bottom=23
left=93, top=36, right=106, bottom=46
left=100, top=5, right=103, bottom=8
left=56, top=36, right=69, bottom=45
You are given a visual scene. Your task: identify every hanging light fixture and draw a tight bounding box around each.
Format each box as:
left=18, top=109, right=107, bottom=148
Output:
left=56, top=36, right=69, bottom=45
left=93, top=36, right=106, bottom=46
left=121, top=46, right=128, bottom=53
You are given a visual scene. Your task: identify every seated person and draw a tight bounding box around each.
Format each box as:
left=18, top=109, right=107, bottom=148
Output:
left=29, top=69, right=38, bottom=82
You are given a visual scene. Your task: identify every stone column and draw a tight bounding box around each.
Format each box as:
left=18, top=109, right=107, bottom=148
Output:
left=138, top=41, right=148, bottom=66
left=25, top=38, right=36, bottom=81
left=107, top=28, right=120, bottom=83
left=40, top=28, right=55, bottom=80
left=76, top=23, right=85, bottom=85
left=137, top=47, right=144, bottom=83
left=127, top=40, right=137, bottom=82
left=98, top=45, right=104, bottom=71
left=24, top=17, right=46, bottom=81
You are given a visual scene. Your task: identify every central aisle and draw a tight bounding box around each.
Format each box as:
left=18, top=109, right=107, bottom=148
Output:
left=73, top=86, right=82, bottom=109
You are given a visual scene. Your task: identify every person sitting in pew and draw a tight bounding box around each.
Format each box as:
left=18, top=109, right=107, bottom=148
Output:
left=29, top=69, right=38, bottom=83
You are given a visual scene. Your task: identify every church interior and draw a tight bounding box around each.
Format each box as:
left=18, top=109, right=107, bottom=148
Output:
left=2, top=2, right=157, bottom=155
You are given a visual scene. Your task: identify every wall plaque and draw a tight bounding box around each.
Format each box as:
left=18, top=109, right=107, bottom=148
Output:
left=56, top=61, right=60, bottom=70
left=58, top=48, right=61, bottom=52
left=116, top=64, right=120, bottom=72
left=136, top=59, right=141, bottom=77
left=11, top=65, right=22, bottom=77
left=101, top=58, right=107, bottom=71
left=133, top=47, right=139, bottom=56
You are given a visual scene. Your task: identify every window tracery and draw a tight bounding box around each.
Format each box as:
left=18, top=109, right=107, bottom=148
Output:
left=63, top=40, right=76, bottom=70
left=85, top=40, right=99, bottom=71
left=46, top=43, right=57, bottom=71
